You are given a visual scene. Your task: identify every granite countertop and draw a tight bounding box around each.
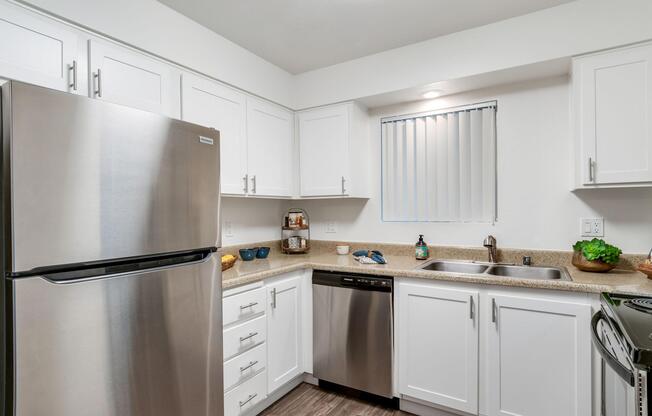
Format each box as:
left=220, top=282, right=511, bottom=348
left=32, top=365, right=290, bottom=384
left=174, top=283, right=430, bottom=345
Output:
left=221, top=244, right=652, bottom=296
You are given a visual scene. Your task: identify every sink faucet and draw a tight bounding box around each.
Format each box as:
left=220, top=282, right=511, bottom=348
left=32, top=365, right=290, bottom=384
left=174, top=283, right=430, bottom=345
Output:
left=483, top=235, right=497, bottom=263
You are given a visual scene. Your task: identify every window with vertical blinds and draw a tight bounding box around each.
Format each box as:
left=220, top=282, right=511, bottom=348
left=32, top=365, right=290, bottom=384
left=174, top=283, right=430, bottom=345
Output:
left=381, top=102, right=497, bottom=223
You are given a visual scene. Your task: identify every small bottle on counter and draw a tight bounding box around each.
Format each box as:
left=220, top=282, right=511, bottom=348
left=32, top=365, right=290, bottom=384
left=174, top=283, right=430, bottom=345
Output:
left=415, top=234, right=429, bottom=260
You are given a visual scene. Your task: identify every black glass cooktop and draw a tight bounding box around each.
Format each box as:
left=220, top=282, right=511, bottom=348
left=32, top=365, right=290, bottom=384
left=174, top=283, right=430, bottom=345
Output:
left=602, top=293, right=652, bottom=368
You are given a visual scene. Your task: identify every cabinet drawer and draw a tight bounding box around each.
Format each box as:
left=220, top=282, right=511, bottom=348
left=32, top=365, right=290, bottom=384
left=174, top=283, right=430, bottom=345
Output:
left=224, top=370, right=267, bottom=416
left=223, top=315, right=267, bottom=361
left=223, top=287, right=266, bottom=326
left=224, top=343, right=267, bottom=392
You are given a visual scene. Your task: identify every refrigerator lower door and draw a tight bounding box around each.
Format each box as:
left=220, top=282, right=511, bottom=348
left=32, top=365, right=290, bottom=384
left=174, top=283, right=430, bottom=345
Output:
left=10, top=254, right=223, bottom=416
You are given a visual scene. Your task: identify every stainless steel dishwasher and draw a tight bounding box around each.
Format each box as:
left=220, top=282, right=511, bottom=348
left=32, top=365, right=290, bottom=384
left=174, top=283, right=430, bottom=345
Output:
left=312, top=271, right=393, bottom=398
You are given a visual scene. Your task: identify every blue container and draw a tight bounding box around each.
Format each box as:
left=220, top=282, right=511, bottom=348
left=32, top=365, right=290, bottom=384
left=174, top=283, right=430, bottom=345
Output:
left=256, top=247, right=270, bottom=259
left=239, top=248, right=256, bottom=261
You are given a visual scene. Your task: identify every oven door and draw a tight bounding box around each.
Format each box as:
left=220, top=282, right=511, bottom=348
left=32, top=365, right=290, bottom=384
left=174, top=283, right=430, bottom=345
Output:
left=592, top=310, right=649, bottom=416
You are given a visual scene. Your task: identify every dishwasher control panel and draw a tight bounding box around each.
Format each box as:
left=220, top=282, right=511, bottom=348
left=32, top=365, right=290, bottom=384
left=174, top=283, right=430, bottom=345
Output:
left=313, top=271, right=392, bottom=292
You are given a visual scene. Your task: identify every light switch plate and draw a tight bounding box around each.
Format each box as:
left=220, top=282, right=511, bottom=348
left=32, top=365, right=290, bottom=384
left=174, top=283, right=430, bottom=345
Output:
left=224, top=220, right=234, bottom=237
left=580, top=218, right=603, bottom=237
left=326, top=221, right=337, bottom=233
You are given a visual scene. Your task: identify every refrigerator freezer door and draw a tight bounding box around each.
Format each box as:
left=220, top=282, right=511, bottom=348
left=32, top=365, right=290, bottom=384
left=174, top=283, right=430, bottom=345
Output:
left=3, top=81, right=220, bottom=273
left=11, top=254, right=223, bottom=416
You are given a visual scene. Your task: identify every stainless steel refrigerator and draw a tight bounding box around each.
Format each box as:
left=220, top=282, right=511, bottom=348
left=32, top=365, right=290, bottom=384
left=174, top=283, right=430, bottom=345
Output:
left=0, top=81, right=223, bottom=416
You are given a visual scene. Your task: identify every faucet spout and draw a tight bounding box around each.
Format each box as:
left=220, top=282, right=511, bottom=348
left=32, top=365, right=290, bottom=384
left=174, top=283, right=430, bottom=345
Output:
left=483, top=235, right=497, bottom=263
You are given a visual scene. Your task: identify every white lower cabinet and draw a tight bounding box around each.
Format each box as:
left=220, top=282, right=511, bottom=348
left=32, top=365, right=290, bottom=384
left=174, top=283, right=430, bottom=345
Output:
left=224, top=370, right=267, bottom=416
left=223, top=271, right=308, bottom=415
left=397, top=280, right=593, bottom=416
left=224, top=343, right=267, bottom=392
left=397, top=282, right=479, bottom=414
left=266, top=272, right=304, bottom=393
left=223, top=283, right=269, bottom=416
left=486, top=293, right=592, bottom=416
left=223, top=315, right=267, bottom=361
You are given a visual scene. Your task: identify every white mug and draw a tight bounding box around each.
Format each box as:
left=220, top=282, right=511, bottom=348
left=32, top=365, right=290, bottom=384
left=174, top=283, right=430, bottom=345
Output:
left=336, top=245, right=350, bottom=255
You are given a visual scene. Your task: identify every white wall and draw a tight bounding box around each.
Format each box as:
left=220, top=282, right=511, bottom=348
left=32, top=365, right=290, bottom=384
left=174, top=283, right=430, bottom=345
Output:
left=294, top=76, right=652, bottom=254
left=17, top=0, right=294, bottom=107
left=293, top=0, right=652, bottom=109
left=221, top=198, right=286, bottom=246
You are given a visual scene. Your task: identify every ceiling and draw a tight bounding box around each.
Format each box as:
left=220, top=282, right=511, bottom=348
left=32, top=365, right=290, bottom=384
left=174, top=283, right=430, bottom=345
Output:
left=158, top=0, right=573, bottom=74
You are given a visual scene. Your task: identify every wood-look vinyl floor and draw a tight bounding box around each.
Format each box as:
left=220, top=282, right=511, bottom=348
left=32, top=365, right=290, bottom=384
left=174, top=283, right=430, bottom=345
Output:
left=260, top=383, right=412, bottom=416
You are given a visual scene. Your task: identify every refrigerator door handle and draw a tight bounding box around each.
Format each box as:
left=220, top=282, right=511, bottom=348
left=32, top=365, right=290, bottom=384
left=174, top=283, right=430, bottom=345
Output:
left=23, top=248, right=216, bottom=284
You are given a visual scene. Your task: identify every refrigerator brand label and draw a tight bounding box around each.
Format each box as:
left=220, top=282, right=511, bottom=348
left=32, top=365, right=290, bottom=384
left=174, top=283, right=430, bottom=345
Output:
left=199, top=136, right=214, bottom=145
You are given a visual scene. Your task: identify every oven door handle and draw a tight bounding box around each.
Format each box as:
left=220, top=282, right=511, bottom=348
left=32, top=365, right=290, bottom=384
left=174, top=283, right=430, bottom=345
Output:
left=591, top=310, right=636, bottom=387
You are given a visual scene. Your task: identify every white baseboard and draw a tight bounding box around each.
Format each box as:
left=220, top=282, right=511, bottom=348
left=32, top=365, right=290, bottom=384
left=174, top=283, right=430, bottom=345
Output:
left=246, top=374, right=304, bottom=415
left=400, top=396, right=471, bottom=416
left=302, top=373, right=318, bottom=386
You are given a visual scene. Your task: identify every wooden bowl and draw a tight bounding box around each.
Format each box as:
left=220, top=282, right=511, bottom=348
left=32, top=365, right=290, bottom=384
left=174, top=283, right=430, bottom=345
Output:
left=571, top=251, right=616, bottom=273
left=638, top=263, right=652, bottom=279
left=221, top=256, right=237, bottom=271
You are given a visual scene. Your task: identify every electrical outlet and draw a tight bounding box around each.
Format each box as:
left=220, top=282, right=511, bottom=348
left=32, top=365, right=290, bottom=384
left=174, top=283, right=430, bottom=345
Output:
left=580, top=218, right=604, bottom=237
left=224, top=220, right=234, bottom=237
left=326, top=221, right=337, bottom=233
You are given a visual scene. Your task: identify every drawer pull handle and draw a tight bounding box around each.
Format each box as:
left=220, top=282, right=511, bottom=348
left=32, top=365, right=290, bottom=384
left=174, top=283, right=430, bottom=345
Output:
left=240, top=360, right=259, bottom=372
left=239, top=393, right=258, bottom=407
left=239, top=332, right=258, bottom=342
left=240, top=302, right=258, bottom=310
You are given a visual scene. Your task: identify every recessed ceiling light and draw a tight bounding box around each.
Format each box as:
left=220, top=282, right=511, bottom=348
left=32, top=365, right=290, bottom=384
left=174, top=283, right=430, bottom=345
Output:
left=422, top=90, right=442, bottom=99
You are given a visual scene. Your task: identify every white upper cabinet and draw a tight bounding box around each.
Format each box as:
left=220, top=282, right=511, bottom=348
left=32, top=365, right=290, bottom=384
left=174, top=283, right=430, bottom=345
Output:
left=181, top=73, right=248, bottom=195
left=0, top=2, right=84, bottom=94
left=89, top=39, right=180, bottom=117
left=297, top=102, right=370, bottom=197
left=397, top=282, right=479, bottom=415
left=573, top=42, right=652, bottom=188
left=266, top=273, right=303, bottom=393
left=486, top=293, right=591, bottom=416
left=246, top=97, right=293, bottom=198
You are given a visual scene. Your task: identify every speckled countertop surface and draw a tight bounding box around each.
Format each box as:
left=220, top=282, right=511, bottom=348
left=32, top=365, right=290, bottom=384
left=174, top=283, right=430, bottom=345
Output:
left=221, top=241, right=652, bottom=296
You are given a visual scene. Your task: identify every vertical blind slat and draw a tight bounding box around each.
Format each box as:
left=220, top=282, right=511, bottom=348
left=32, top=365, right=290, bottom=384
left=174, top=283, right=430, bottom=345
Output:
left=405, top=119, right=416, bottom=221
left=382, top=123, right=392, bottom=221
left=415, top=117, right=428, bottom=221
left=382, top=105, right=496, bottom=222
left=459, top=111, right=472, bottom=222
left=426, top=116, right=438, bottom=221
left=483, top=108, right=495, bottom=221
left=469, top=110, right=483, bottom=221
left=447, top=113, right=460, bottom=221
left=435, top=115, right=448, bottom=219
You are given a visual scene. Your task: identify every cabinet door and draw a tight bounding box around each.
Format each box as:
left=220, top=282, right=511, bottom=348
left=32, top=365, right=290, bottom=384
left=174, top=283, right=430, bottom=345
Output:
left=246, top=97, right=293, bottom=197
left=298, top=104, right=349, bottom=196
left=89, top=39, right=180, bottom=117
left=181, top=74, right=247, bottom=195
left=398, top=282, right=479, bottom=414
left=487, top=294, right=591, bottom=416
left=577, top=43, right=652, bottom=185
left=0, top=3, right=83, bottom=93
left=266, top=274, right=302, bottom=393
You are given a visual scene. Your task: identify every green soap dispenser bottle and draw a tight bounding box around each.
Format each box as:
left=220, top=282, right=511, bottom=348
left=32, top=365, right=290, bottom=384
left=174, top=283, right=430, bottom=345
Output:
left=416, top=234, right=429, bottom=260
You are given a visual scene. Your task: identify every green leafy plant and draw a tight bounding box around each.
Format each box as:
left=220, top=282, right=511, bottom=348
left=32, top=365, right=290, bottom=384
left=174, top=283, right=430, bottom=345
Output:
left=573, top=238, right=622, bottom=265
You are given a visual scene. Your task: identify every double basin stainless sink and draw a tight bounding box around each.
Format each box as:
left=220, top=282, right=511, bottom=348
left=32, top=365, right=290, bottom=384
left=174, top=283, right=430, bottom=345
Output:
left=417, top=259, right=570, bottom=281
